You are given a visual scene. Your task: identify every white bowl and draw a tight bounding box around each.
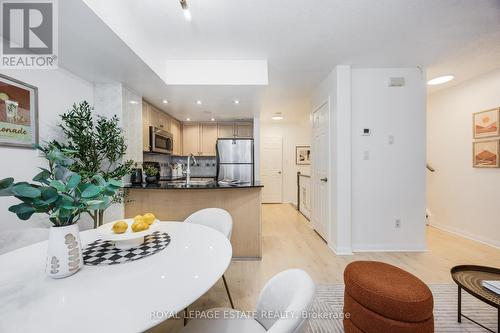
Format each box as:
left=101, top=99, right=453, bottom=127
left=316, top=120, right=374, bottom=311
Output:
left=96, top=218, right=160, bottom=249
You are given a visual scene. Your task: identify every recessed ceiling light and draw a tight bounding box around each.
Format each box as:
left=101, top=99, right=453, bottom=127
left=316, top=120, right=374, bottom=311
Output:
left=180, top=0, right=192, bottom=21
left=129, top=101, right=138, bottom=104
left=163, top=99, right=168, bottom=104
left=196, top=100, right=202, bottom=105
left=234, top=100, right=240, bottom=104
left=427, top=75, right=454, bottom=86
left=186, top=118, right=191, bottom=121
left=211, top=118, right=215, bottom=121
left=272, top=113, right=284, bottom=120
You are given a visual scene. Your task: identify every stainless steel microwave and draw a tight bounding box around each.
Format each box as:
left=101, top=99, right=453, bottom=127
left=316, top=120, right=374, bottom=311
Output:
left=149, top=126, right=173, bottom=154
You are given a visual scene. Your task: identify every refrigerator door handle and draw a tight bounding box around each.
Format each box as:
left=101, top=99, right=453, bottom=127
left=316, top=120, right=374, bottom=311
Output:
left=215, top=142, right=220, bottom=181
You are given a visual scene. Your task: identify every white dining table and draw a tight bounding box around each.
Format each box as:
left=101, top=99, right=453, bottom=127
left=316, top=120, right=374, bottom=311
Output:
left=0, top=222, right=232, bottom=333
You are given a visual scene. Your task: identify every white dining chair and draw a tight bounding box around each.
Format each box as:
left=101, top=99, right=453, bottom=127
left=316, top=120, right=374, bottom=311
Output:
left=184, top=208, right=235, bottom=311
left=181, top=269, right=316, bottom=333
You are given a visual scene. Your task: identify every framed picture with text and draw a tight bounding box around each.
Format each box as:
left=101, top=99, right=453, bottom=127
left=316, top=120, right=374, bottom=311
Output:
left=0, top=74, right=39, bottom=148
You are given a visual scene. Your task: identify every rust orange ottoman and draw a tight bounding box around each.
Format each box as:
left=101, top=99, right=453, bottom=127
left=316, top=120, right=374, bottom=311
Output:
left=343, top=261, right=434, bottom=333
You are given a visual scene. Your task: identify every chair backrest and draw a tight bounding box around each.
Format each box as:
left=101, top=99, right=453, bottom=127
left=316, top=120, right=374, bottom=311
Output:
left=255, top=269, right=316, bottom=333
left=184, top=208, right=233, bottom=239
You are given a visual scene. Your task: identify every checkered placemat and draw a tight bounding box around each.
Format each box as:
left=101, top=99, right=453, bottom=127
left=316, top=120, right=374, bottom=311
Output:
left=83, top=231, right=171, bottom=266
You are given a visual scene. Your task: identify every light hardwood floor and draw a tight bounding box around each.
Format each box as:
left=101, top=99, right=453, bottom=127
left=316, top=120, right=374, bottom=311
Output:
left=148, top=203, right=500, bottom=332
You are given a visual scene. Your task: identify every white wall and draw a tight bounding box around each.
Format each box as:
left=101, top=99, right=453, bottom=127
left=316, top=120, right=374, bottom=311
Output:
left=351, top=68, right=426, bottom=251
left=427, top=69, right=500, bottom=248
left=260, top=113, right=311, bottom=205
left=94, top=84, right=143, bottom=223
left=312, top=66, right=352, bottom=254
left=0, top=68, right=94, bottom=230
left=311, top=66, right=426, bottom=253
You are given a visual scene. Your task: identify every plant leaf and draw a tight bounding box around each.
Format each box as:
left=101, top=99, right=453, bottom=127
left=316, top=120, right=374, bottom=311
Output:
left=41, top=187, right=59, bottom=204
left=8, top=203, right=36, bottom=220
left=66, top=173, right=81, bottom=189
left=107, top=178, right=123, bottom=188
left=33, top=170, right=51, bottom=182
left=0, top=177, right=14, bottom=189
left=12, top=184, right=41, bottom=198
left=81, top=184, right=101, bottom=198
left=50, top=180, right=66, bottom=192
left=92, top=174, right=106, bottom=186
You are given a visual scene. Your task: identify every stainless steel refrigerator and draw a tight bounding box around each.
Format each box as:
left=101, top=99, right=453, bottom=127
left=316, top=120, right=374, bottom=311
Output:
left=216, top=138, right=254, bottom=183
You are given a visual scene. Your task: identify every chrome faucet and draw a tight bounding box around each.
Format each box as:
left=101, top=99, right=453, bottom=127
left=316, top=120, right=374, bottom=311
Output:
left=186, top=153, right=197, bottom=185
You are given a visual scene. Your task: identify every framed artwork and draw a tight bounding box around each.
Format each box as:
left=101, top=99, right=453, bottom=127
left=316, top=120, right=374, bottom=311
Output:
left=473, top=108, right=499, bottom=139
left=0, top=74, right=39, bottom=148
left=296, top=145, right=311, bottom=165
left=473, top=140, right=499, bottom=168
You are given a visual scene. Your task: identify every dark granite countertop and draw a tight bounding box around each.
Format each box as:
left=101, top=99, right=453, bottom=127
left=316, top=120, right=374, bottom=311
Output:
left=124, top=180, right=263, bottom=190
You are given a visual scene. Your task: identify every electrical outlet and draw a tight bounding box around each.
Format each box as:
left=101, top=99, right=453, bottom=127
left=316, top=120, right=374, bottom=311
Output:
left=395, top=219, right=401, bottom=228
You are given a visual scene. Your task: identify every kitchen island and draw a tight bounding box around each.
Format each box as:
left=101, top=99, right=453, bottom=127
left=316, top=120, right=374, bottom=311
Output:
left=124, top=181, right=263, bottom=259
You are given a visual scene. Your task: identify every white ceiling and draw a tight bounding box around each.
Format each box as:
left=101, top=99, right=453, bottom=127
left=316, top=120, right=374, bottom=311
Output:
left=66, top=0, right=500, bottom=120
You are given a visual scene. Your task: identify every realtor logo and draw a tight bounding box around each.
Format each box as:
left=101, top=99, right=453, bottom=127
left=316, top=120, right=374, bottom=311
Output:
left=1, top=0, right=58, bottom=68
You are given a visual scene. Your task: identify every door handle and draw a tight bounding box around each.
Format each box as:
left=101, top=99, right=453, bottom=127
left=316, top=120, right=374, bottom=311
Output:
left=320, top=177, right=328, bottom=182
left=278, top=171, right=282, bottom=174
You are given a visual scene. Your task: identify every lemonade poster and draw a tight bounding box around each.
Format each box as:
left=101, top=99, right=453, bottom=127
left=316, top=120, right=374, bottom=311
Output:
left=0, top=75, right=38, bottom=148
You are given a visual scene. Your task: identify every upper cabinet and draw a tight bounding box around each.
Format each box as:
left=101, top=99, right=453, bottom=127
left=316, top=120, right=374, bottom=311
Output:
left=201, top=123, right=218, bottom=156
left=217, top=122, right=253, bottom=138
left=182, top=122, right=252, bottom=156
left=235, top=123, right=253, bottom=138
left=182, top=123, right=200, bottom=156
left=142, top=101, right=151, bottom=152
left=142, top=100, right=182, bottom=154
left=170, top=118, right=182, bottom=155
left=218, top=123, right=236, bottom=138
left=142, top=100, right=252, bottom=156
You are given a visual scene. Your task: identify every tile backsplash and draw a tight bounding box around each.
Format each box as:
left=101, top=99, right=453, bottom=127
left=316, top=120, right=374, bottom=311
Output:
left=143, top=154, right=217, bottom=178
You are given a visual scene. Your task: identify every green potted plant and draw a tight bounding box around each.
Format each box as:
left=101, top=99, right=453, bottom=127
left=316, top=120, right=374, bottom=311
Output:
left=144, top=165, right=159, bottom=184
left=0, top=144, right=122, bottom=278
left=51, top=101, right=133, bottom=228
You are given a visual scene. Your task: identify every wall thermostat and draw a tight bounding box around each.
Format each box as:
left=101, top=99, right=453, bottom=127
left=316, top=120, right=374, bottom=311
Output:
left=362, top=128, right=371, bottom=136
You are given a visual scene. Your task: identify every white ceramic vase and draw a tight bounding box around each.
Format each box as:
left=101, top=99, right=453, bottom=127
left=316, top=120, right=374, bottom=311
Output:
left=46, top=224, right=83, bottom=279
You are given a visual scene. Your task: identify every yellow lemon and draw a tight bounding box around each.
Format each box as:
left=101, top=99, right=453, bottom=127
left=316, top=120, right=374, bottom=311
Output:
left=143, top=213, right=156, bottom=225
left=131, top=221, right=149, bottom=233
left=134, top=215, right=143, bottom=222
left=112, top=221, right=128, bottom=234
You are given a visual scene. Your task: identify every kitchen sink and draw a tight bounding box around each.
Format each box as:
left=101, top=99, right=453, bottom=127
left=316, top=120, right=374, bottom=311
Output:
left=187, top=178, right=215, bottom=185
left=164, top=178, right=215, bottom=186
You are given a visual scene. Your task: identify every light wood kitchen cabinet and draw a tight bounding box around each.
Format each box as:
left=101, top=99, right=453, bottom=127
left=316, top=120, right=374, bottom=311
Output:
left=182, top=123, right=218, bottom=156
left=142, top=101, right=150, bottom=152
left=217, top=122, right=253, bottom=138
left=149, top=106, right=170, bottom=131
left=142, top=100, right=182, bottom=154
left=201, top=123, right=218, bottom=156
left=218, top=123, right=236, bottom=138
left=171, top=118, right=182, bottom=155
left=182, top=123, right=200, bottom=156
left=235, top=123, right=253, bottom=137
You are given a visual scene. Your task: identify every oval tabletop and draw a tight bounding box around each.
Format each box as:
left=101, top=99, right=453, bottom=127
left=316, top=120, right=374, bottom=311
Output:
left=451, top=265, right=500, bottom=308
left=0, top=222, right=232, bottom=333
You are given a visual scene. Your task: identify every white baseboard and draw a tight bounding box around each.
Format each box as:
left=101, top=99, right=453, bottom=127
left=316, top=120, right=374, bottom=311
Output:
left=328, top=243, right=353, bottom=255
left=351, top=244, right=427, bottom=252
left=430, top=222, right=500, bottom=249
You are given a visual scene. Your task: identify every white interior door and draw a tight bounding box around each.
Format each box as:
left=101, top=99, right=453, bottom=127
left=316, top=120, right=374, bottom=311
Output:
left=261, top=136, right=283, bottom=203
left=311, top=103, right=329, bottom=240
